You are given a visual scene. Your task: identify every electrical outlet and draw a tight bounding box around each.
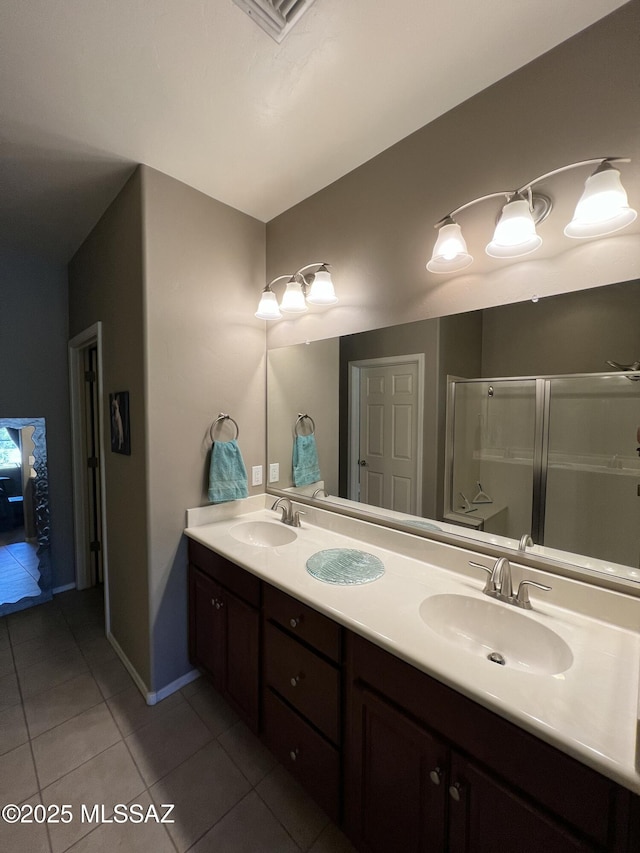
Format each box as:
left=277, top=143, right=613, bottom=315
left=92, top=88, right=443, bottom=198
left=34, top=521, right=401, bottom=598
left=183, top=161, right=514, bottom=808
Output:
left=269, top=462, right=279, bottom=483
left=251, top=465, right=263, bottom=486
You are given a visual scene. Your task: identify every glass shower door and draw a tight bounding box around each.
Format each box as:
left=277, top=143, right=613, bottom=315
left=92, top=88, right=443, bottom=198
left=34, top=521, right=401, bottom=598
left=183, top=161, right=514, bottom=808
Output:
left=543, top=374, right=640, bottom=569
left=447, top=378, right=537, bottom=538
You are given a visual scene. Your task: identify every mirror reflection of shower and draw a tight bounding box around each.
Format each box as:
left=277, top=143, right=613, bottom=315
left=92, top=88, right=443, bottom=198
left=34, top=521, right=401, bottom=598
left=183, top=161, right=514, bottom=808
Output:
left=445, top=373, right=640, bottom=569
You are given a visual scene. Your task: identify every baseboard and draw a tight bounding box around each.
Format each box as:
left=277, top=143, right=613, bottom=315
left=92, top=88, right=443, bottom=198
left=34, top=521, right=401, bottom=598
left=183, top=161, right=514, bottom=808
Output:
left=52, top=582, right=77, bottom=595
left=106, top=631, right=200, bottom=706
left=152, top=668, right=201, bottom=705
left=106, top=630, right=152, bottom=703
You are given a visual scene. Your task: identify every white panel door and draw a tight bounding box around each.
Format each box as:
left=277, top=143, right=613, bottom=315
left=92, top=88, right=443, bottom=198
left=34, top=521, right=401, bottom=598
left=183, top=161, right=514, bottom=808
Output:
left=359, top=362, right=420, bottom=513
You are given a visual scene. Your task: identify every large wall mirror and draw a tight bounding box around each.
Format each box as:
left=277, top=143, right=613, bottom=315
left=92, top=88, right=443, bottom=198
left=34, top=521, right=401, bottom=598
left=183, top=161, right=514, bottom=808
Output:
left=267, top=279, right=640, bottom=588
left=0, top=417, right=51, bottom=616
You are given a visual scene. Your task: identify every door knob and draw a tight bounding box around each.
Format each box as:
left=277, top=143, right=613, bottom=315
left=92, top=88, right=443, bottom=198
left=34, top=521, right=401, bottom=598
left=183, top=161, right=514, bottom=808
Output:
left=449, top=782, right=463, bottom=802
left=429, top=767, right=443, bottom=786
left=358, top=459, right=368, bottom=467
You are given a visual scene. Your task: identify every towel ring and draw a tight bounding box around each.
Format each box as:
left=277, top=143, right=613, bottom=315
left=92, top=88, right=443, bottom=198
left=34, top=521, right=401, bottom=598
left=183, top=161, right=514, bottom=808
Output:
left=210, top=413, right=239, bottom=442
left=294, top=413, right=316, bottom=436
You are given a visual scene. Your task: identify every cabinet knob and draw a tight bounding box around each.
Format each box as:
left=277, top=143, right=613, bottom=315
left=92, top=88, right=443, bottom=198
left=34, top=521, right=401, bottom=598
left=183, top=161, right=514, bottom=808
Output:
left=289, top=617, right=301, bottom=629
left=449, top=782, right=463, bottom=802
left=289, top=748, right=299, bottom=762
left=290, top=673, right=303, bottom=688
left=215, top=599, right=224, bottom=610
left=429, top=767, right=442, bottom=786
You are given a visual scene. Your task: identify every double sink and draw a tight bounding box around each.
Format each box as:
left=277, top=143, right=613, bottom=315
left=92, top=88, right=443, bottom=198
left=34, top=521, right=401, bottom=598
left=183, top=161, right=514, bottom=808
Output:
left=228, top=519, right=573, bottom=677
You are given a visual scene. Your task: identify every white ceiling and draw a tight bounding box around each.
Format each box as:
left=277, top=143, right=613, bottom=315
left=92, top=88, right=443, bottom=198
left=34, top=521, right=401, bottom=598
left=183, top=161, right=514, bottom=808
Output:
left=0, top=0, right=629, bottom=263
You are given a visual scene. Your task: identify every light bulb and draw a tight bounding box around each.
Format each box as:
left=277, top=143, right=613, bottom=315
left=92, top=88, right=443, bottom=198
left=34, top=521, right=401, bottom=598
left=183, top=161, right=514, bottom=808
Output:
left=280, top=279, right=308, bottom=314
left=427, top=220, right=473, bottom=273
left=565, top=163, right=637, bottom=238
left=306, top=268, right=338, bottom=305
left=255, top=289, right=282, bottom=320
left=486, top=196, right=542, bottom=258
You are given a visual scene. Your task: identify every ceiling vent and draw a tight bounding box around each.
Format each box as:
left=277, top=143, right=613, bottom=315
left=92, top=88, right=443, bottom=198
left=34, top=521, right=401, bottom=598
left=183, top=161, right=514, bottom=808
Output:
left=232, top=0, right=317, bottom=43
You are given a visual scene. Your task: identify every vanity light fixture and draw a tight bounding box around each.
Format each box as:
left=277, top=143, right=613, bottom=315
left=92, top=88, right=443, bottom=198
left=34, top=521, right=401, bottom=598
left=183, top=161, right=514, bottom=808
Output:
left=427, top=158, right=636, bottom=273
left=255, top=263, right=337, bottom=320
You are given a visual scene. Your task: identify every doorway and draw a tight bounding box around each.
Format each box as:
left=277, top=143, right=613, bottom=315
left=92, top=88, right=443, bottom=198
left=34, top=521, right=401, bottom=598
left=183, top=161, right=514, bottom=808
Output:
left=69, top=323, right=110, bottom=629
left=348, top=354, right=424, bottom=515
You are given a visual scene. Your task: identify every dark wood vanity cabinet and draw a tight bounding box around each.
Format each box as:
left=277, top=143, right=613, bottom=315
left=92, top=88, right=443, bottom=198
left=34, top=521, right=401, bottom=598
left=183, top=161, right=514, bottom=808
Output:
left=188, top=540, right=260, bottom=731
left=261, top=584, right=343, bottom=821
left=186, top=544, right=640, bottom=852
left=345, top=632, right=639, bottom=853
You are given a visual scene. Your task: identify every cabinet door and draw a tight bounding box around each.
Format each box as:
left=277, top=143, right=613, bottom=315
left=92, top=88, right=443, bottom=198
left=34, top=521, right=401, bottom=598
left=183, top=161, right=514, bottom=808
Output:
left=346, top=683, right=447, bottom=853
left=189, top=566, right=225, bottom=690
left=225, top=589, right=260, bottom=731
left=447, top=752, right=598, bottom=853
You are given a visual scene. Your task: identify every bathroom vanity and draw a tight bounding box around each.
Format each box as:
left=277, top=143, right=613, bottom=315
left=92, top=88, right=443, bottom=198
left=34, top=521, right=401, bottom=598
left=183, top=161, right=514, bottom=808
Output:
left=185, top=496, right=640, bottom=852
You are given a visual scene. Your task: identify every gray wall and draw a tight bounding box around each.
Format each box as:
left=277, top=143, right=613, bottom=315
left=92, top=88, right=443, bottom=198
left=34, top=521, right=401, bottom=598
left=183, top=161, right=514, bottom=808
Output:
left=266, top=3, right=640, bottom=350
left=141, top=166, right=266, bottom=693
left=481, top=280, right=640, bottom=377
left=69, top=165, right=266, bottom=696
left=0, top=249, right=74, bottom=589
left=68, top=169, right=151, bottom=686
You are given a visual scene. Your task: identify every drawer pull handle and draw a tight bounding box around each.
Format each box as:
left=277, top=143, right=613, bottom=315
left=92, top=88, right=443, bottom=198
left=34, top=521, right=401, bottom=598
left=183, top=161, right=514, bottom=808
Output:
left=429, top=767, right=442, bottom=786
left=290, top=748, right=299, bottom=762
left=290, top=674, right=303, bottom=688
left=290, top=617, right=301, bottom=629
left=449, top=782, right=463, bottom=802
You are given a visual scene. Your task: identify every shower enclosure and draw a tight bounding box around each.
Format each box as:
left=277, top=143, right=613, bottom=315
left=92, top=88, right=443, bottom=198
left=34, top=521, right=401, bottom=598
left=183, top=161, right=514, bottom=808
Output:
left=445, top=373, right=640, bottom=568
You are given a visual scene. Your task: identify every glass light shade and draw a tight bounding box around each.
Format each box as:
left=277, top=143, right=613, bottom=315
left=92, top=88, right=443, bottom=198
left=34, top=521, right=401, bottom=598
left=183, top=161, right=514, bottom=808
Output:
left=280, top=279, right=308, bottom=314
left=486, top=198, right=542, bottom=258
left=306, top=268, right=338, bottom=305
left=564, top=166, right=637, bottom=238
left=255, top=289, right=282, bottom=320
left=426, top=221, right=473, bottom=273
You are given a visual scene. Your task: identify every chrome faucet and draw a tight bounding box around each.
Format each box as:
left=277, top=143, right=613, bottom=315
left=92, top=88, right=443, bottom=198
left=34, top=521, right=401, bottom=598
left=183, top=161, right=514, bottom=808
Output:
left=271, top=497, right=305, bottom=527
left=518, top=534, right=534, bottom=551
left=469, top=557, right=551, bottom=610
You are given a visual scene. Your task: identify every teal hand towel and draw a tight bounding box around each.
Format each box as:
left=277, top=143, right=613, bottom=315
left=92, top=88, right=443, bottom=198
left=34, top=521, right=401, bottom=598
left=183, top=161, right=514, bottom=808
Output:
left=293, top=433, right=321, bottom=487
left=208, top=439, right=249, bottom=503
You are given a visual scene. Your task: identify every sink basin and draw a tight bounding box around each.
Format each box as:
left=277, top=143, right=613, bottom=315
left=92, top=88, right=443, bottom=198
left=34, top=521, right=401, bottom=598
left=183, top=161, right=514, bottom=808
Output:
left=419, top=594, right=573, bottom=675
left=229, top=521, right=297, bottom=547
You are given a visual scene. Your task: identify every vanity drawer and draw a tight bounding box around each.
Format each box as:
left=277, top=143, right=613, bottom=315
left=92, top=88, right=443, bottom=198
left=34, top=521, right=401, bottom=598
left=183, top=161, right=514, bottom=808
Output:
left=263, top=583, right=341, bottom=662
left=188, top=539, right=260, bottom=607
left=264, top=621, right=340, bottom=744
left=263, top=687, right=340, bottom=822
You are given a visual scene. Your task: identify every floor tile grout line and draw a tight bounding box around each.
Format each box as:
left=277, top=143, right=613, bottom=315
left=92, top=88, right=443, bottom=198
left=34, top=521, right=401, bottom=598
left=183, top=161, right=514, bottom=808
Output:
left=253, top=784, right=308, bottom=852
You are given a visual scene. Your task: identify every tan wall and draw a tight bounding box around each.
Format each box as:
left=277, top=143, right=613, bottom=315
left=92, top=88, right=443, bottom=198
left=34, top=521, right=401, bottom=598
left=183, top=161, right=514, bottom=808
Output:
left=141, top=166, right=266, bottom=691
left=266, top=3, right=640, bottom=350
left=68, top=168, right=151, bottom=686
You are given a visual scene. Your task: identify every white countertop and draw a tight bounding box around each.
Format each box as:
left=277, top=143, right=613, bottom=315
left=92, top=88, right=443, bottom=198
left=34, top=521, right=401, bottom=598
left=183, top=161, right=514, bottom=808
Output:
left=185, top=494, right=640, bottom=795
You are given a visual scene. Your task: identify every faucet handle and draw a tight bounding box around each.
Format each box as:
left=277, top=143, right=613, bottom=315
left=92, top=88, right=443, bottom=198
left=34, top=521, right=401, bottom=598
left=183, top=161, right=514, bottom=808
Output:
left=469, top=561, right=497, bottom=595
left=515, top=579, right=551, bottom=609
left=292, top=510, right=306, bottom=528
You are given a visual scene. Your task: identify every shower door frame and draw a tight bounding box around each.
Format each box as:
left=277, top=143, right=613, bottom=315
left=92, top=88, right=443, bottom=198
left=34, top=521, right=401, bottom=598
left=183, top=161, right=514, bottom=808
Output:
left=444, top=370, right=639, bottom=546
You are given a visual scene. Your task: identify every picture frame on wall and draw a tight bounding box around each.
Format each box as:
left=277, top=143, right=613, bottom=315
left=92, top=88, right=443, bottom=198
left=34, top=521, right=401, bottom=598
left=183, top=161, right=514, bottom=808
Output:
left=110, top=391, right=131, bottom=455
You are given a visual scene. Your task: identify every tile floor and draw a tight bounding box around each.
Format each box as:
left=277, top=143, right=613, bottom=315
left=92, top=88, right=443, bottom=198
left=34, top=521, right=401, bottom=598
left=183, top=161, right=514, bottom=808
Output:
left=0, top=538, right=40, bottom=605
left=0, top=587, right=356, bottom=852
